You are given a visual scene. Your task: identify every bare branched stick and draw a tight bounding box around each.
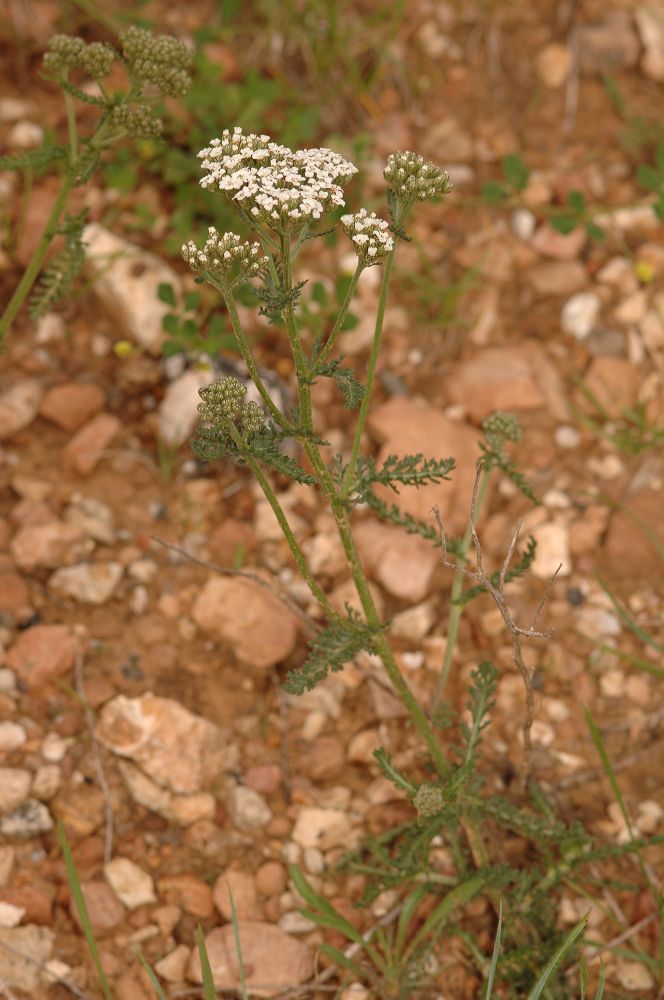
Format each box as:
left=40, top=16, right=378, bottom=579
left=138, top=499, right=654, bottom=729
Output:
left=433, top=460, right=560, bottom=787
left=74, top=650, right=114, bottom=865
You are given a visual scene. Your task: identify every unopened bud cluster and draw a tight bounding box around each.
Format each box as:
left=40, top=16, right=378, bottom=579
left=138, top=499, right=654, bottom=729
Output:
left=340, top=209, right=394, bottom=264
left=182, top=229, right=268, bottom=287
left=198, top=127, right=358, bottom=231
left=120, top=27, right=191, bottom=97
left=482, top=411, right=522, bottom=451
left=44, top=35, right=115, bottom=78
left=197, top=377, right=264, bottom=437
left=384, top=151, right=452, bottom=203
left=109, top=105, right=163, bottom=139
left=414, top=783, right=444, bottom=818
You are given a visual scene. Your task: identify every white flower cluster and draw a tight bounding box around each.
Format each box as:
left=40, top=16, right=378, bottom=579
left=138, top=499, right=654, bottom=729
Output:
left=384, top=151, right=452, bottom=202
left=340, top=208, right=394, bottom=264
left=197, top=127, right=358, bottom=230
left=182, top=229, right=268, bottom=286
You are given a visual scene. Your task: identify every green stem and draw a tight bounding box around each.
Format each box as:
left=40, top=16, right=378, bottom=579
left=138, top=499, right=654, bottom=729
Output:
left=0, top=173, right=75, bottom=344
left=315, top=260, right=363, bottom=368
left=342, top=247, right=396, bottom=496
left=64, top=90, right=78, bottom=161
left=429, top=465, right=491, bottom=716
left=228, top=429, right=339, bottom=622
left=222, top=290, right=295, bottom=434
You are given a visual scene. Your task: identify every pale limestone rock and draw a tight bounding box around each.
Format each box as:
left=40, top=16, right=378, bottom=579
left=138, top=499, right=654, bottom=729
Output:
left=0, top=380, right=42, bottom=440
left=367, top=396, right=479, bottom=533
left=354, top=520, right=439, bottom=602
left=530, top=521, right=571, bottom=580
left=154, top=944, right=191, bottom=983
left=0, top=799, right=53, bottom=838
left=48, top=561, right=123, bottom=605
left=188, top=922, right=313, bottom=997
left=291, top=807, right=351, bottom=850
left=635, top=7, right=664, bottom=82
left=96, top=694, right=229, bottom=795
left=83, top=223, right=181, bottom=353
left=104, top=857, right=156, bottom=909
left=10, top=522, right=91, bottom=571
left=560, top=292, right=601, bottom=340
left=0, top=925, right=54, bottom=991
left=0, top=769, right=31, bottom=814
left=535, top=43, right=571, bottom=87
left=228, top=785, right=272, bottom=831
left=158, top=368, right=214, bottom=447
left=192, top=575, right=298, bottom=669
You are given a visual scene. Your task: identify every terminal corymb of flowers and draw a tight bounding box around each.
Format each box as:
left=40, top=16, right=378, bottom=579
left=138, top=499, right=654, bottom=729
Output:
left=196, top=127, right=358, bottom=231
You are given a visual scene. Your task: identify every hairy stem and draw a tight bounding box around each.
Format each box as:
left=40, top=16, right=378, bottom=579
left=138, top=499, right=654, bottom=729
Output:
left=0, top=173, right=75, bottom=343
left=342, top=246, right=396, bottom=496
left=228, top=426, right=339, bottom=622
left=429, top=464, right=491, bottom=715
left=223, top=290, right=295, bottom=434
left=315, top=260, right=363, bottom=367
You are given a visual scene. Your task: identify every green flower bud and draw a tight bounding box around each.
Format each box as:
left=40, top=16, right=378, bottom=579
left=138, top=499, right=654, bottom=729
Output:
left=241, top=400, right=265, bottom=437
left=413, top=783, right=444, bottom=818
left=120, top=27, right=192, bottom=97
left=482, top=411, right=523, bottom=451
left=197, top=377, right=247, bottom=425
left=43, top=34, right=86, bottom=74
left=384, top=151, right=452, bottom=203
left=109, top=104, right=163, bottom=139
left=80, top=41, right=116, bottom=79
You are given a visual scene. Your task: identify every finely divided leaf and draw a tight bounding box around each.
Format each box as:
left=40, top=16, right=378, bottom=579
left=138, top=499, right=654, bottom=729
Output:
left=315, top=356, right=365, bottom=409
left=284, top=613, right=376, bottom=694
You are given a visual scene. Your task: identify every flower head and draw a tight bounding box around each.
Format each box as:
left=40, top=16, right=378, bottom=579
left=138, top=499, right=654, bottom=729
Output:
left=197, top=377, right=265, bottom=438
left=43, top=35, right=114, bottom=78
left=109, top=104, right=163, bottom=139
left=384, top=151, right=452, bottom=203
left=182, top=229, right=268, bottom=288
left=198, top=127, right=358, bottom=231
left=482, top=411, right=523, bottom=451
left=414, top=783, right=444, bottom=818
left=197, top=376, right=247, bottom=424
left=120, top=27, right=192, bottom=97
left=340, top=208, right=394, bottom=265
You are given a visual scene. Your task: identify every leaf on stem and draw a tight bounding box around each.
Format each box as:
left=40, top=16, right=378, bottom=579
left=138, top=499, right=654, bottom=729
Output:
left=284, top=610, right=377, bottom=694
left=314, top=356, right=365, bottom=409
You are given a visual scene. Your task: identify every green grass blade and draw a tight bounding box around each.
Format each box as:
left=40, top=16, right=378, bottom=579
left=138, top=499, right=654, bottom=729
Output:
left=589, top=640, right=664, bottom=680
left=584, top=707, right=635, bottom=839
left=595, top=575, right=664, bottom=654
left=227, top=882, right=249, bottom=1000
left=403, top=875, right=485, bottom=961
left=57, top=820, right=113, bottom=1000
left=290, top=864, right=340, bottom=918
left=197, top=925, right=217, bottom=1000
left=319, top=943, right=366, bottom=978
left=395, top=884, right=429, bottom=957
left=525, top=914, right=588, bottom=999
left=484, top=900, right=503, bottom=999
left=137, top=952, right=168, bottom=1000
left=594, top=959, right=605, bottom=999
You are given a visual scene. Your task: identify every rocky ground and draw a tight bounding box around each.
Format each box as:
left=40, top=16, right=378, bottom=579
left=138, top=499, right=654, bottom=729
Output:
left=0, top=1, right=663, bottom=998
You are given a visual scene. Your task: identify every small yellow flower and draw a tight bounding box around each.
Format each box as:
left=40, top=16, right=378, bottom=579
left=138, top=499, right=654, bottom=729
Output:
left=634, top=260, right=655, bottom=284
left=113, top=340, right=134, bottom=358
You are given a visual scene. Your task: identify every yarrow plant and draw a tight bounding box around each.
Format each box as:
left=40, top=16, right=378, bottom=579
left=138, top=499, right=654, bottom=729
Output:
left=179, top=130, right=652, bottom=997
left=0, top=27, right=192, bottom=343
